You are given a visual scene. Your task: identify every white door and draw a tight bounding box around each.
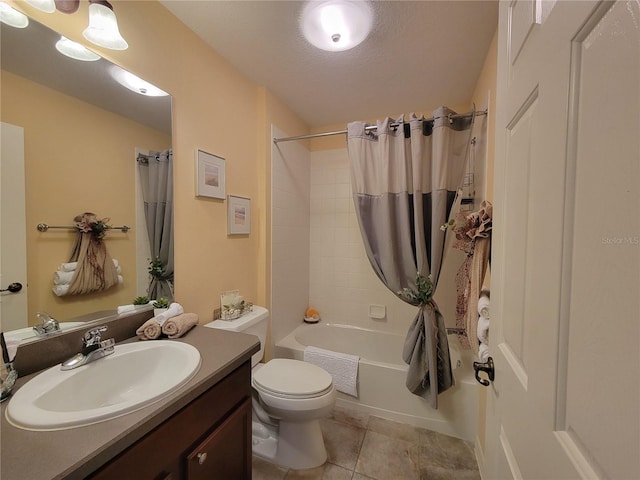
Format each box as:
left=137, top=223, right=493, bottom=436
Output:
left=0, top=122, right=28, bottom=331
left=484, top=1, right=639, bottom=479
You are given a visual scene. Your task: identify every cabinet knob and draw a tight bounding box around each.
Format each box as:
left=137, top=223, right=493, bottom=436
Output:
left=197, top=452, right=207, bottom=465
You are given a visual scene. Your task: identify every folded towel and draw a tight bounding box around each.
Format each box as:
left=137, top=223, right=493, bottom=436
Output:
left=477, top=315, right=490, bottom=345
left=52, top=284, right=69, bottom=297
left=53, top=270, right=75, bottom=285
left=162, top=313, right=199, bottom=339
left=478, top=343, right=490, bottom=363
left=136, top=318, right=162, bottom=340
left=154, top=302, right=184, bottom=326
left=477, top=295, right=490, bottom=319
left=59, top=262, right=78, bottom=272
left=117, top=304, right=136, bottom=314
left=304, top=346, right=359, bottom=397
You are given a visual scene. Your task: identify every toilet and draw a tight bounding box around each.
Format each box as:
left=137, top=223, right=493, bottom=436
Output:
left=205, top=306, right=335, bottom=470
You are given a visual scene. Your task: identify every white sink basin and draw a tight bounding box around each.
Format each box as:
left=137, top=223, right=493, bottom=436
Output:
left=6, top=340, right=201, bottom=431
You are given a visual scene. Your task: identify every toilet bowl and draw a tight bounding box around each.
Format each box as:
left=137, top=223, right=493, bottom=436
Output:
left=205, top=307, right=336, bottom=470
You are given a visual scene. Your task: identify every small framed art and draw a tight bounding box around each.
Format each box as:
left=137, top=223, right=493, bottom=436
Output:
left=227, top=195, right=251, bottom=235
left=195, top=149, right=225, bottom=199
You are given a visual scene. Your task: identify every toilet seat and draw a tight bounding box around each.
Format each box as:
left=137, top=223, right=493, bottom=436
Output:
left=252, top=359, right=333, bottom=399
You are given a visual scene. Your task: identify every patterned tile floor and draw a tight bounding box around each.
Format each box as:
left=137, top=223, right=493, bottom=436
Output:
left=252, top=406, right=481, bottom=480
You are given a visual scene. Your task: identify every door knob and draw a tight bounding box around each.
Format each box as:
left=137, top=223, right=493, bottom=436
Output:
left=473, top=356, right=495, bottom=386
left=0, top=282, right=22, bottom=293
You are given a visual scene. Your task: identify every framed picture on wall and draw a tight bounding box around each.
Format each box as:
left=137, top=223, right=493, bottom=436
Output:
left=195, top=149, right=225, bottom=199
left=227, top=195, right=251, bottom=235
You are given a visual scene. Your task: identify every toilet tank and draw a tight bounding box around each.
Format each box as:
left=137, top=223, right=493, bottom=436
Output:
left=204, top=306, right=268, bottom=367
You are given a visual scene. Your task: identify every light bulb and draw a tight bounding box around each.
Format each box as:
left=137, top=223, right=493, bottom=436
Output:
left=0, top=2, right=29, bottom=28
left=301, top=0, right=373, bottom=52
left=82, top=1, right=128, bottom=51
left=56, top=36, right=101, bottom=61
left=110, top=66, right=169, bottom=97
left=24, top=0, right=55, bottom=13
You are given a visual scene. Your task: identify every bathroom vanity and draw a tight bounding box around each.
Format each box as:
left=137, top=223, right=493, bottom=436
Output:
left=0, top=325, right=260, bottom=480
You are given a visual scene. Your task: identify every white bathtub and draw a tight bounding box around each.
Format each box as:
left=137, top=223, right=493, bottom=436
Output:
left=274, top=323, right=478, bottom=441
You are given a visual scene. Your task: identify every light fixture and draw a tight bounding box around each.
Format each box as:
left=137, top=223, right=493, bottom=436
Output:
left=82, top=0, right=128, bottom=51
left=300, top=0, right=373, bottom=52
left=110, top=66, right=169, bottom=97
left=24, top=0, right=55, bottom=13
left=0, top=2, right=29, bottom=28
left=55, top=35, right=100, bottom=61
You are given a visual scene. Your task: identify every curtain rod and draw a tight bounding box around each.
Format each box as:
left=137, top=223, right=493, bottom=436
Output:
left=273, top=109, right=487, bottom=144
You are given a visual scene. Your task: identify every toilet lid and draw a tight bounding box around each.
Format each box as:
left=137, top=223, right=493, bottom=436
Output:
left=252, top=359, right=333, bottom=399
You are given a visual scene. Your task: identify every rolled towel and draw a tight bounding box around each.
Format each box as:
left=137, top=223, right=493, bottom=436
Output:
left=52, top=284, right=69, bottom=297
left=478, top=295, right=490, bottom=319
left=162, top=313, right=199, bottom=339
left=117, top=275, right=124, bottom=284
left=478, top=343, right=490, bottom=363
left=136, top=318, right=162, bottom=340
left=59, top=262, right=78, bottom=272
left=54, top=270, right=75, bottom=285
left=117, top=304, right=136, bottom=314
left=477, top=315, right=490, bottom=345
left=154, top=302, right=184, bottom=326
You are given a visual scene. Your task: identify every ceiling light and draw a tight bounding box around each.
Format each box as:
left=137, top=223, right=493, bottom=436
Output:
left=24, top=0, right=55, bottom=13
left=0, top=2, right=29, bottom=28
left=301, top=0, right=373, bottom=52
left=110, top=66, right=169, bottom=97
left=82, top=0, right=128, bottom=51
left=55, top=36, right=101, bottom=61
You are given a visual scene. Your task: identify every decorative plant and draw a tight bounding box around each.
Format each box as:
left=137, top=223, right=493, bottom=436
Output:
left=397, top=273, right=434, bottom=305
left=148, top=257, right=171, bottom=280
left=153, top=297, right=170, bottom=309
left=132, top=296, right=149, bottom=305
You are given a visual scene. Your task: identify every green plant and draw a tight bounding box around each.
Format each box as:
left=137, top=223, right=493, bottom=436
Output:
left=153, top=297, right=170, bottom=309
left=132, top=296, right=149, bottom=305
left=397, top=273, right=434, bottom=305
left=148, top=257, right=171, bottom=280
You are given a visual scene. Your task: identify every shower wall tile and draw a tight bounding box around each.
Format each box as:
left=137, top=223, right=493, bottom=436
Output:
left=308, top=148, right=417, bottom=335
left=271, top=126, right=310, bottom=346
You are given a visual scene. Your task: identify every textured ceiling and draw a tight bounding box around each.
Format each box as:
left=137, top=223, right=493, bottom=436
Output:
left=161, top=0, right=499, bottom=128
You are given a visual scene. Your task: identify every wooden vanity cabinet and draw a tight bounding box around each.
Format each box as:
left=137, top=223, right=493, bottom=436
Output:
left=88, top=361, right=252, bottom=480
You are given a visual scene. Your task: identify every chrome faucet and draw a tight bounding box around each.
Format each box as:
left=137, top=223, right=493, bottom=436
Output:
left=33, top=312, right=61, bottom=335
left=61, top=326, right=115, bottom=371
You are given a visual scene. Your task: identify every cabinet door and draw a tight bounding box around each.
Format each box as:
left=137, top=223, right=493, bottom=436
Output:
left=186, top=398, right=252, bottom=480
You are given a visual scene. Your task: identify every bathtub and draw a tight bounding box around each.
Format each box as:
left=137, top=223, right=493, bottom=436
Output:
left=274, top=323, right=478, bottom=441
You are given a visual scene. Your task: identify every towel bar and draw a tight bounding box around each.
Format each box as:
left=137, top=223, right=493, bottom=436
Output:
left=446, top=327, right=467, bottom=336
left=36, top=223, right=130, bottom=233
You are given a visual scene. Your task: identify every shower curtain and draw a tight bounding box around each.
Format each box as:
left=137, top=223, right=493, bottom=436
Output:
left=347, top=107, right=474, bottom=408
left=137, top=149, right=174, bottom=300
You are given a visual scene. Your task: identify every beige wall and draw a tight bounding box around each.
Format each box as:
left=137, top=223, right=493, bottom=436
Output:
left=1, top=70, right=170, bottom=322
left=9, top=1, right=308, bottom=323
left=468, top=28, right=498, bottom=455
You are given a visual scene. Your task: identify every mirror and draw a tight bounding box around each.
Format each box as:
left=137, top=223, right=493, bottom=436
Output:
left=0, top=15, right=172, bottom=343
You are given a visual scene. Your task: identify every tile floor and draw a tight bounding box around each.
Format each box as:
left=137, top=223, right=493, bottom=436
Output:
left=252, top=406, right=481, bottom=480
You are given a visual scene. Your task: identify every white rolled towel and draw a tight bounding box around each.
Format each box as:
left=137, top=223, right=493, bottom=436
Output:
left=54, top=270, right=75, bottom=285
left=153, top=302, right=184, bottom=326
left=117, top=275, right=124, bottom=284
left=477, top=315, right=490, bottom=345
left=478, top=295, right=490, bottom=319
left=478, top=343, right=490, bottom=363
left=59, top=262, right=78, bottom=272
left=52, top=284, right=69, bottom=297
left=117, top=304, right=136, bottom=314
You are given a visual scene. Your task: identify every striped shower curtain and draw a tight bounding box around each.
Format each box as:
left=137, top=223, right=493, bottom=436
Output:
left=347, top=107, right=474, bottom=408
